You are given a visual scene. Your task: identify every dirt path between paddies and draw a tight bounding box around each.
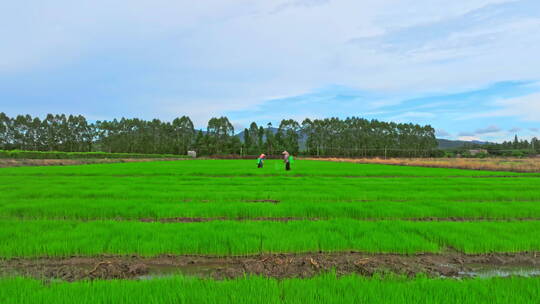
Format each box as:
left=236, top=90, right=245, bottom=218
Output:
left=2, top=252, right=539, bottom=282
left=0, top=158, right=185, bottom=168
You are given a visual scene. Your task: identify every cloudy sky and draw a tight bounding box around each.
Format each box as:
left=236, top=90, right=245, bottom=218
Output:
left=1, top=0, right=539, bottom=142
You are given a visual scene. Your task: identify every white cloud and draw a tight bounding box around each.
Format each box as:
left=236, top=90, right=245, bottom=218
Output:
left=1, top=0, right=539, bottom=125
left=494, top=93, right=540, bottom=121
left=388, top=111, right=436, bottom=122
left=469, top=93, right=540, bottom=121
left=436, top=129, right=451, bottom=137
left=458, top=136, right=481, bottom=141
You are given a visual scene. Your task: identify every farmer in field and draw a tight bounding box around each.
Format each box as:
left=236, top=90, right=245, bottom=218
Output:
left=282, top=151, right=291, bottom=171
left=257, top=153, right=266, bottom=168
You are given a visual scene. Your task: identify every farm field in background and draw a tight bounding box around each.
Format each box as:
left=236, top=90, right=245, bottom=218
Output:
left=0, top=150, right=185, bottom=160
left=1, top=159, right=540, bottom=303
left=311, top=157, right=540, bottom=173
left=0, top=150, right=186, bottom=168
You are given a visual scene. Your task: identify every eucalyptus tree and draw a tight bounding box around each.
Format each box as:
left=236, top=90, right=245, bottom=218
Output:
left=242, top=128, right=250, bottom=156
left=277, top=119, right=301, bottom=154
left=301, top=118, right=315, bottom=155
left=264, top=122, right=276, bottom=154
left=207, top=117, right=234, bottom=154
left=257, top=126, right=265, bottom=152
left=246, top=122, right=260, bottom=154
left=0, top=113, right=440, bottom=157
left=0, top=112, right=9, bottom=149
left=532, top=137, right=539, bottom=152
left=193, top=130, right=208, bottom=155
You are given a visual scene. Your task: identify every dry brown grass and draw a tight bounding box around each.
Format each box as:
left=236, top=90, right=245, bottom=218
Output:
left=304, top=157, right=540, bottom=173
left=0, top=158, right=184, bottom=168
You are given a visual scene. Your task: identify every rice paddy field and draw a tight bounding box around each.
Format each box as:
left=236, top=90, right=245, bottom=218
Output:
left=1, top=159, right=540, bottom=303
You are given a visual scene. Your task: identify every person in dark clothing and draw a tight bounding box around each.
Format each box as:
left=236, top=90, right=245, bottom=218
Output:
left=282, top=151, right=290, bottom=171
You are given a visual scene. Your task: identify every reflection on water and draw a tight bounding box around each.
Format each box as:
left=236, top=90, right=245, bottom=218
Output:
left=137, top=264, right=222, bottom=280
left=461, top=266, right=540, bottom=278
left=137, top=263, right=540, bottom=280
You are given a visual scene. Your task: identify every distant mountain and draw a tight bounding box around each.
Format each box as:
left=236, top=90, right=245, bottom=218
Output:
left=437, top=139, right=490, bottom=149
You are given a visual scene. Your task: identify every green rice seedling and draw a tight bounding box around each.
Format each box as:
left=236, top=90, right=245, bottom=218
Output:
left=414, top=221, right=540, bottom=253
left=1, top=159, right=539, bottom=303
left=1, top=160, right=539, bottom=221
left=1, top=273, right=539, bottom=304
left=0, top=159, right=536, bottom=177
left=2, top=219, right=540, bottom=257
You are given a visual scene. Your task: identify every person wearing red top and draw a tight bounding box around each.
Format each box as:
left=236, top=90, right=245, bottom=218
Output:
left=257, top=153, right=266, bottom=168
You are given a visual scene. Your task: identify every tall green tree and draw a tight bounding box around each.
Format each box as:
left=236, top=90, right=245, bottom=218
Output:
left=242, top=128, right=250, bottom=156
left=264, top=122, right=275, bottom=154
left=247, top=122, right=260, bottom=154
left=277, top=119, right=300, bottom=154
left=172, top=116, right=195, bottom=155
left=0, top=113, right=10, bottom=149
left=207, top=117, right=234, bottom=154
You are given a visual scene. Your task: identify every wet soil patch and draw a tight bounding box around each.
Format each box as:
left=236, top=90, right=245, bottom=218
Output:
left=139, top=217, right=311, bottom=223
left=245, top=199, right=281, bottom=204
left=140, top=217, right=216, bottom=223
left=406, top=217, right=540, bottom=222
left=135, top=217, right=539, bottom=223
left=2, top=252, right=539, bottom=282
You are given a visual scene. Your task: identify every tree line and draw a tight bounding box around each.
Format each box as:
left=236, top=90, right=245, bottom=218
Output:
left=0, top=113, right=439, bottom=157
left=463, top=135, right=540, bottom=157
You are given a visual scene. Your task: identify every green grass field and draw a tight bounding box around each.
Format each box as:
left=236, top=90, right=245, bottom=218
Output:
left=1, top=159, right=539, bottom=302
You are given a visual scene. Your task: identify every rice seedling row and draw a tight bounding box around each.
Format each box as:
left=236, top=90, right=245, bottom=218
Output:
left=1, top=160, right=540, bottom=221
left=1, top=273, right=539, bottom=304
left=2, top=219, right=540, bottom=257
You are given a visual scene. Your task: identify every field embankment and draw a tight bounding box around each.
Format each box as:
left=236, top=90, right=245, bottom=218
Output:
left=0, top=150, right=187, bottom=167
left=306, top=157, right=540, bottom=173
left=0, top=150, right=186, bottom=159
left=2, top=252, right=539, bottom=281
left=0, top=158, right=186, bottom=168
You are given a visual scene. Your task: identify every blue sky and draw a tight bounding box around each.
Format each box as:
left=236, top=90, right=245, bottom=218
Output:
left=1, top=0, right=540, bottom=142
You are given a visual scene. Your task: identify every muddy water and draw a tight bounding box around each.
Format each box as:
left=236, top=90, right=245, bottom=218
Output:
left=2, top=252, right=540, bottom=282
left=136, top=263, right=540, bottom=281
left=137, top=264, right=223, bottom=280
left=460, top=266, right=540, bottom=278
